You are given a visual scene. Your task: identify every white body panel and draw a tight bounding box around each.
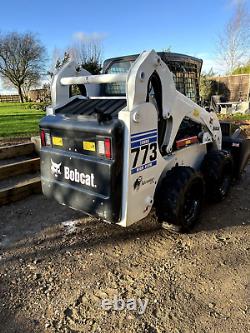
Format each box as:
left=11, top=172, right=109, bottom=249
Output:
left=118, top=102, right=207, bottom=227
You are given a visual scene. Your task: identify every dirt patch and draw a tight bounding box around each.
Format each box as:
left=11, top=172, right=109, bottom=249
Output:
left=0, top=164, right=249, bottom=333
left=240, top=120, right=250, bottom=137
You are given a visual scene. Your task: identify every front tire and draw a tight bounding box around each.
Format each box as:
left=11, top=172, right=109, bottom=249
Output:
left=155, top=166, right=205, bottom=233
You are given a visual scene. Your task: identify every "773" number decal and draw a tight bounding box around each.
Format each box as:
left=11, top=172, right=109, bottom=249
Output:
left=131, top=142, right=157, bottom=168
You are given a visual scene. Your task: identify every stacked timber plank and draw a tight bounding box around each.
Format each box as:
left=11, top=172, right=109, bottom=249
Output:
left=211, top=74, right=250, bottom=102
left=0, top=143, right=41, bottom=205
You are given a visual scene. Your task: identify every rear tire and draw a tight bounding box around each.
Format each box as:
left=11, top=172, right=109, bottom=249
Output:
left=201, top=150, right=233, bottom=202
left=155, top=166, right=205, bottom=233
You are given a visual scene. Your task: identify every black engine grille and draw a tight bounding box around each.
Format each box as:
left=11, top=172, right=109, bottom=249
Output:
left=55, top=98, right=127, bottom=118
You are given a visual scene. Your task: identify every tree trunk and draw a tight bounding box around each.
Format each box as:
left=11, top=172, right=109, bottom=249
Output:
left=18, top=85, right=24, bottom=103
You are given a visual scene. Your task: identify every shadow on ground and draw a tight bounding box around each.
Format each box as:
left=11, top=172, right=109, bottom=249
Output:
left=0, top=165, right=249, bottom=263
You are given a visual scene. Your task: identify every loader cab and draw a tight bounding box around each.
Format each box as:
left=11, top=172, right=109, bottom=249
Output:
left=101, top=52, right=202, bottom=104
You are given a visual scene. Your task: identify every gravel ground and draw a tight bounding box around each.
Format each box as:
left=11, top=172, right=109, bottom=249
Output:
left=0, top=165, right=249, bottom=333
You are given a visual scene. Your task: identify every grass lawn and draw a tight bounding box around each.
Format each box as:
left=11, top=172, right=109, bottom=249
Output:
left=0, top=102, right=45, bottom=139
left=218, top=113, right=250, bottom=121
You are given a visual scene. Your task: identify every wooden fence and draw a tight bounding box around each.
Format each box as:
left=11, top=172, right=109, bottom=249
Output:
left=211, top=74, right=250, bottom=102
left=0, top=88, right=50, bottom=103
left=0, top=94, right=20, bottom=103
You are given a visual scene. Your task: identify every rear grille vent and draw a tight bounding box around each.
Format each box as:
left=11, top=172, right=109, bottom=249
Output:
left=56, top=98, right=127, bottom=118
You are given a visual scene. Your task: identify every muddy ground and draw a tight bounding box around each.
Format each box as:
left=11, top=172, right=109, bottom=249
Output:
left=0, top=165, right=249, bottom=333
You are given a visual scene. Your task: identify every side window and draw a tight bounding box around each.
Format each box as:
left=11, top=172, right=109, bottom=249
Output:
left=104, top=61, right=133, bottom=96
left=174, top=72, right=185, bottom=95
left=168, top=62, right=200, bottom=103
left=184, top=74, right=197, bottom=101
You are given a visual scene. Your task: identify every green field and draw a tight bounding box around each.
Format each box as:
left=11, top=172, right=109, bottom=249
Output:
left=0, top=102, right=45, bottom=139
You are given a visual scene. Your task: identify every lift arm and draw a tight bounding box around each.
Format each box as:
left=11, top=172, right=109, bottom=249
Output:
left=125, top=50, right=222, bottom=152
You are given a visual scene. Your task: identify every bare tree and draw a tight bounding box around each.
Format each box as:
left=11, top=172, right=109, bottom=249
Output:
left=217, top=1, right=250, bottom=73
left=70, top=33, right=103, bottom=74
left=45, top=34, right=103, bottom=99
left=47, top=48, right=70, bottom=79
left=44, top=49, right=71, bottom=101
left=22, top=72, right=41, bottom=101
left=0, top=32, right=46, bottom=102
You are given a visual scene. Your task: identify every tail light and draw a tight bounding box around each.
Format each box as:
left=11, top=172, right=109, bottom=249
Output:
left=40, top=129, right=51, bottom=146
left=97, top=138, right=112, bottom=159
left=40, top=129, right=46, bottom=146
left=104, top=138, right=112, bottom=159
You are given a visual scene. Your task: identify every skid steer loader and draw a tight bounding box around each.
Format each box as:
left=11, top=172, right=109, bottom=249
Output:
left=40, top=50, right=250, bottom=232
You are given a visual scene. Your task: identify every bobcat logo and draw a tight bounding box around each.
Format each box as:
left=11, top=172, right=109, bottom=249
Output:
left=51, top=159, right=62, bottom=178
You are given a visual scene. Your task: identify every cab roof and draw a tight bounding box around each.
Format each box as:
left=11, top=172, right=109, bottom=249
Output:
left=103, top=51, right=203, bottom=74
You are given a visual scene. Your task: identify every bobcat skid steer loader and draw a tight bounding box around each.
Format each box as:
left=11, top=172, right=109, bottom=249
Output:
left=40, top=50, right=250, bottom=232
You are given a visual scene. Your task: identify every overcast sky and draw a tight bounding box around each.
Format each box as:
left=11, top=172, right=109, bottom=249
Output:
left=0, top=0, right=249, bottom=93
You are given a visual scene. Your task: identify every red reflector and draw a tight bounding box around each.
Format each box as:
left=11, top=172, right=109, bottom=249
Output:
left=176, top=136, right=198, bottom=149
left=104, top=138, right=112, bottom=159
left=40, top=130, right=46, bottom=146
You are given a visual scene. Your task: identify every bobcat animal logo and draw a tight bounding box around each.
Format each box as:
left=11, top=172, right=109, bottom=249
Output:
left=134, top=176, right=142, bottom=191
left=51, top=159, right=62, bottom=178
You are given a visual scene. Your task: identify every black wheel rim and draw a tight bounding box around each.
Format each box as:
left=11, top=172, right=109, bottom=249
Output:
left=183, top=183, right=201, bottom=226
left=218, top=166, right=232, bottom=198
